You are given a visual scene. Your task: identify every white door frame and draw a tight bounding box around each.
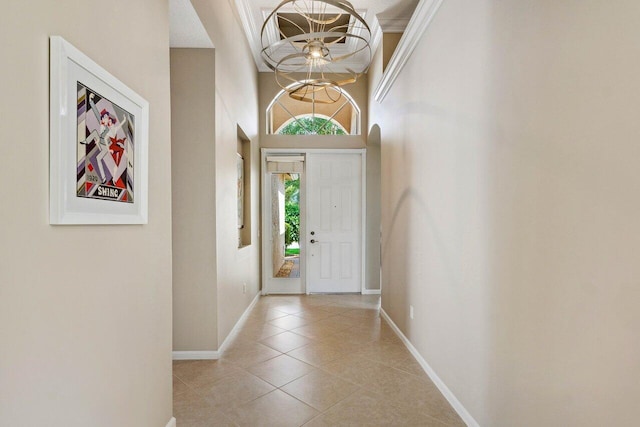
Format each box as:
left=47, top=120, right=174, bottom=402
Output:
left=261, top=148, right=366, bottom=295
left=261, top=150, right=306, bottom=294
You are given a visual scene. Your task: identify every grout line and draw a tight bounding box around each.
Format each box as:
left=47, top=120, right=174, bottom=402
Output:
left=175, top=295, right=394, bottom=426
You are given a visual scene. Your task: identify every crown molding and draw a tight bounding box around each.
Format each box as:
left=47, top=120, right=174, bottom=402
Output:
left=376, top=17, right=411, bottom=33
left=370, top=15, right=383, bottom=65
left=233, top=0, right=263, bottom=70
left=373, top=0, right=445, bottom=103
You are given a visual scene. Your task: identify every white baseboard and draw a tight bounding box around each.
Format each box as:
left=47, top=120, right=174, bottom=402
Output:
left=217, top=291, right=261, bottom=354
left=380, top=309, right=480, bottom=427
left=172, top=292, right=261, bottom=361
left=172, top=350, right=218, bottom=360
left=362, top=289, right=381, bottom=295
left=166, top=417, right=176, bottom=427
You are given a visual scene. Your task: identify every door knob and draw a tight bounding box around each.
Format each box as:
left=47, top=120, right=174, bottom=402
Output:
left=310, top=239, right=317, bottom=244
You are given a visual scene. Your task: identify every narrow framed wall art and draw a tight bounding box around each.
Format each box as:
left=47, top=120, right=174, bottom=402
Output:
left=49, top=36, right=149, bottom=224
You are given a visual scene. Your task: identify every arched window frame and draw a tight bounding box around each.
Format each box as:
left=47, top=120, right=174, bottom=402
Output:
left=266, top=82, right=361, bottom=135
left=275, top=113, right=349, bottom=135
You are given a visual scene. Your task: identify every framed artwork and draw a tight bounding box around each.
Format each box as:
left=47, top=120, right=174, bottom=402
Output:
left=49, top=36, right=149, bottom=224
left=237, top=153, right=244, bottom=229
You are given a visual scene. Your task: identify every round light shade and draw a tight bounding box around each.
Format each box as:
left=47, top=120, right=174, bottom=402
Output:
left=261, top=0, right=372, bottom=103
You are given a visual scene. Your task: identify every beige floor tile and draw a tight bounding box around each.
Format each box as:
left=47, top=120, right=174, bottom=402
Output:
left=222, top=336, right=256, bottom=351
left=290, top=323, right=342, bottom=340
left=340, top=308, right=381, bottom=319
left=320, top=355, right=399, bottom=386
left=313, top=316, right=358, bottom=330
left=267, top=303, right=305, bottom=315
left=314, top=304, right=355, bottom=315
left=173, top=360, right=241, bottom=389
left=236, top=317, right=266, bottom=330
left=268, top=314, right=313, bottom=330
left=355, top=340, right=412, bottom=366
left=360, top=363, right=437, bottom=396
left=224, top=389, right=319, bottom=427
left=174, top=295, right=464, bottom=427
left=195, top=370, right=275, bottom=411
left=220, top=340, right=282, bottom=368
left=247, top=308, right=289, bottom=322
left=235, top=322, right=286, bottom=341
left=328, top=298, right=380, bottom=310
left=362, top=367, right=464, bottom=425
left=330, top=315, right=370, bottom=329
left=303, top=389, right=447, bottom=427
left=319, top=327, right=378, bottom=347
left=340, top=315, right=383, bottom=331
left=294, top=308, right=336, bottom=322
left=173, top=375, right=191, bottom=397
left=246, top=354, right=317, bottom=387
left=387, top=385, right=466, bottom=426
left=369, top=323, right=402, bottom=343
left=392, top=354, right=428, bottom=377
left=298, top=296, right=333, bottom=307
left=281, top=370, right=361, bottom=411
left=174, top=389, right=238, bottom=427
left=313, top=335, right=364, bottom=355
left=265, top=295, right=302, bottom=303
left=260, top=331, right=315, bottom=353
left=336, top=328, right=385, bottom=346
left=287, top=342, right=350, bottom=367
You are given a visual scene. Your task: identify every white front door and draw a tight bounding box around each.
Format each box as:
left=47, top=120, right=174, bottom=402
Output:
left=306, top=153, right=363, bottom=293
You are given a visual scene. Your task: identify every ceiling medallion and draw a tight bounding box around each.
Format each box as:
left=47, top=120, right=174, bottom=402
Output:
left=261, top=0, right=371, bottom=103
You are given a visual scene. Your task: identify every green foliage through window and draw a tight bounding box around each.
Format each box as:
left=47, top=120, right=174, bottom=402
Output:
left=284, top=176, right=300, bottom=246
left=279, top=117, right=347, bottom=135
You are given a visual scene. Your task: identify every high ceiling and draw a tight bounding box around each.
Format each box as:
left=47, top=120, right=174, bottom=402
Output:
left=169, top=0, right=214, bottom=48
left=233, top=0, right=419, bottom=72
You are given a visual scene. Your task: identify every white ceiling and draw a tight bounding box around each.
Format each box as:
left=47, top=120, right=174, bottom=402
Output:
left=168, top=0, right=418, bottom=68
left=233, top=0, right=419, bottom=72
left=169, top=0, right=214, bottom=48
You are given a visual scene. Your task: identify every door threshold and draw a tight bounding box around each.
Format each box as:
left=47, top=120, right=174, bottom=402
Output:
left=307, top=292, right=362, bottom=295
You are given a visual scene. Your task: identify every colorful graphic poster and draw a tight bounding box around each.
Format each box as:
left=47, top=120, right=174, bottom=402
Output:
left=76, top=82, right=134, bottom=203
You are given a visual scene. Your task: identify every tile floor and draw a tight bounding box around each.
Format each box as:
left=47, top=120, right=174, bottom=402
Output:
left=173, top=294, right=465, bottom=427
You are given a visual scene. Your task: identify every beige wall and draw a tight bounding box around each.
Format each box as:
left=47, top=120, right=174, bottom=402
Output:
left=369, top=1, right=640, bottom=426
left=190, top=0, right=261, bottom=346
left=0, top=1, right=173, bottom=426
left=382, top=33, right=403, bottom=72
left=365, top=125, right=382, bottom=291
left=171, top=48, right=218, bottom=352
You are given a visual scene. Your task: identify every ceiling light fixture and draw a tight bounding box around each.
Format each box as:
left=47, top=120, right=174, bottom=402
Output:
left=261, top=0, right=371, bottom=104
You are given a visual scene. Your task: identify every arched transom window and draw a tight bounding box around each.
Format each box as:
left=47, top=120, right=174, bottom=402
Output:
left=266, top=84, right=360, bottom=135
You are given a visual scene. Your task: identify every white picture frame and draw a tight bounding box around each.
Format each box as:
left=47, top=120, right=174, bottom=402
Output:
left=50, top=36, right=149, bottom=224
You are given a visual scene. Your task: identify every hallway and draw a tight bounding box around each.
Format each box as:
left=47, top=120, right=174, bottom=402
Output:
left=173, top=295, right=465, bottom=426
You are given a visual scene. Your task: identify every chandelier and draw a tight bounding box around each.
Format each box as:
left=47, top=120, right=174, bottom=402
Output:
left=261, top=0, right=372, bottom=103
